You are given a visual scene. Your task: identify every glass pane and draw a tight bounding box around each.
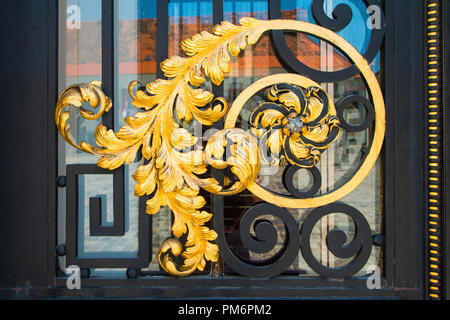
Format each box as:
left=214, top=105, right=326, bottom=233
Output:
left=223, top=0, right=283, bottom=103
left=65, top=0, right=103, bottom=165
left=116, top=0, right=158, bottom=129
left=78, top=170, right=139, bottom=257
left=169, top=0, right=213, bottom=57
left=59, top=0, right=158, bottom=276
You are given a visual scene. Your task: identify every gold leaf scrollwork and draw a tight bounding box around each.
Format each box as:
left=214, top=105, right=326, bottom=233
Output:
left=57, top=18, right=267, bottom=276
left=56, top=18, right=385, bottom=276
left=158, top=128, right=260, bottom=276
left=55, top=81, right=112, bottom=154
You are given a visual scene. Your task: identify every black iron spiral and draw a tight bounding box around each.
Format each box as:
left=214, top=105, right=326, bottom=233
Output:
left=269, top=0, right=385, bottom=82
left=214, top=202, right=300, bottom=278
left=299, top=202, right=372, bottom=279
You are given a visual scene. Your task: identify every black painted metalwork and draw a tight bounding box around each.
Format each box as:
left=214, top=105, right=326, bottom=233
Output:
left=269, top=0, right=385, bottom=83
left=383, top=0, right=425, bottom=290
left=156, top=0, right=169, bottom=79
left=80, top=268, right=91, bottom=279
left=102, top=0, right=115, bottom=128
left=311, top=0, right=353, bottom=32
left=214, top=200, right=374, bottom=279
left=56, top=175, right=67, bottom=188
left=300, top=203, right=373, bottom=279
left=214, top=202, right=301, bottom=278
left=88, top=173, right=125, bottom=237
left=65, top=165, right=151, bottom=269
left=335, top=95, right=375, bottom=132
left=282, top=165, right=322, bottom=198
left=56, top=244, right=66, bottom=257
left=372, top=234, right=385, bottom=247
left=59, top=0, right=160, bottom=271
left=126, top=268, right=139, bottom=279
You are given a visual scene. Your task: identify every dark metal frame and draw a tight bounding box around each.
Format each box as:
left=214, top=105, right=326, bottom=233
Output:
left=0, top=0, right=430, bottom=299
left=424, top=0, right=444, bottom=300
left=445, top=0, right=450, bottom=301
left=382, top=0, right=425, bottom=291
left=65, top=164, right=151, bottom=269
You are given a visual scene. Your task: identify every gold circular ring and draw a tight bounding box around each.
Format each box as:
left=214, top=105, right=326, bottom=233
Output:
left=224, top=24, right=385, bottom=208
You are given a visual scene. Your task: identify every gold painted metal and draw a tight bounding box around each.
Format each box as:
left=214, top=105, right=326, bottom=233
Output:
left=55, top=81, right=112, bottom=154
left=226, top=71, right=385, bottom=208
left=426, top=0, right=442, bottom=300
left=248, top=75, right=340, bottom=168
left=56, top=18, right=385, bottom=276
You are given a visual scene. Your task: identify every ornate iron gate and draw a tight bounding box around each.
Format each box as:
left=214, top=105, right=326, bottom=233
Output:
left=47, top=0, right=432, bottom=298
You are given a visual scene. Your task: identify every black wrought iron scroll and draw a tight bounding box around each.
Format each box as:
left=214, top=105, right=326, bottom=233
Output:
left=213, top=203, right=301, bottom=278
left=269, top=0, right=385, bottom=82
left=64, top=165, right=151, bottom=273
left=300, top=203, right=373, bottom=278
left=216, top=88, right=378, bottom=278
left=212, top=0, right=384, bottom=279
left=214, top=200, right=374, bottom=279
left=336, top=95, right=375, bottom=133
left=282, top=165, right=322, bottom=199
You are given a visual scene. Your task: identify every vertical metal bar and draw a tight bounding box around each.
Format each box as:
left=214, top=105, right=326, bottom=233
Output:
left=212, top=0, right=225, bottom=276
left=389, top=0, right=424, bottom=292
left=318, top=0, right=337, bottom=269
left=156, top=0, right=169, bottom=79
left=48, top=0, right=59, bottom=284
left=382, top=0, right=395, bottom=288
left=444, top=0, right=450, bottom=302
left=212, top=0, right=224, bottom=159
left=319, top=39, right=327, bottom=267
left=138, top=0, right=144, bottom=77
left=57, top=0, right=68, bottom=274
left=156, top=0, right=172, bottom=240
left=102, top=0, right=115, bottom=129
left=426, top=0, right=443, bottom=300
left=212, top=8, right=224, bottom=153
left=325, top=2, right=335, bottom=265
left=213, top=0, right=224, bottom=101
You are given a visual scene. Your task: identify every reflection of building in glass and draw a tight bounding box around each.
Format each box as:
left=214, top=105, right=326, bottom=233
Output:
left=65, top=5, right=377, bottom=195
left=65, top=9, right=363, bottom=144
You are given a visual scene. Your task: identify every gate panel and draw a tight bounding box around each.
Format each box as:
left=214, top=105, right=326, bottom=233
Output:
left=52, top=0, right=425, bottom=299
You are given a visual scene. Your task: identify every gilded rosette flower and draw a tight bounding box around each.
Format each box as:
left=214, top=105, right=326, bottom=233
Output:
left=249, top=83, right=341, bottom=168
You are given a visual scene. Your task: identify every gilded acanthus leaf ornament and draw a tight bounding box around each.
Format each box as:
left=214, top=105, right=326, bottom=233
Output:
left=56, top=17, right=269, bottom=276
left=56, top=18, right=385, bottom=276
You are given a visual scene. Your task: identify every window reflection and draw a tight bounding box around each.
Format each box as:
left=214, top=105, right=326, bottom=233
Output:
left=169, top=0, right=213, bottom=57
left=64, top=0, right=103, bottom=164
left=60, top=0, right=158, bottom=277
left=115, top=0, right=157, bottom=129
